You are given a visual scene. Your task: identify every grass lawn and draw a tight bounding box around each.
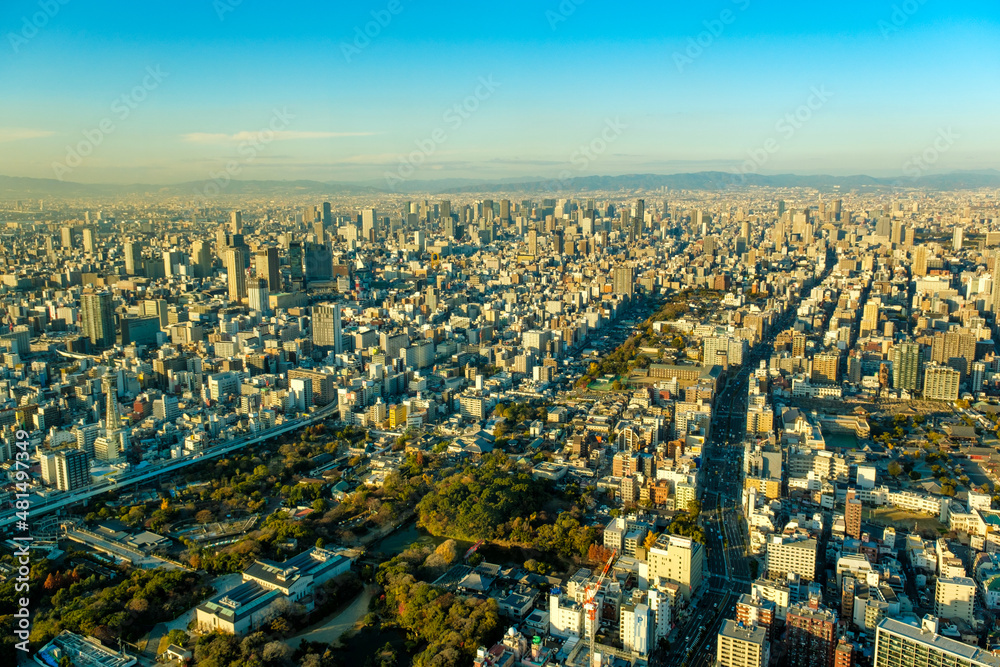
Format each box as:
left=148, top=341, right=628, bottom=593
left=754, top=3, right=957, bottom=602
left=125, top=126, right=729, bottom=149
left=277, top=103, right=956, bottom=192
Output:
left=867, top=507, right=946, bottom=534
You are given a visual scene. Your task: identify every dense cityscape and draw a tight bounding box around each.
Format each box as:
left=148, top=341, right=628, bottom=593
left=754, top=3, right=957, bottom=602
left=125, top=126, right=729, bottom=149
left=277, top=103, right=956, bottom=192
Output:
left=4, top=1, right=1000, bottom=667
left=0, top=185, right=999, bottom=667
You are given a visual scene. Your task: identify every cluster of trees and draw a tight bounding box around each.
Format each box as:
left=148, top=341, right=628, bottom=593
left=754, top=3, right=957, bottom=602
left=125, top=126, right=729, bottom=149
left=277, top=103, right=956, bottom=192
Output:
left=416, top=453, right=597, bottom=561
left=374, top=549, right=500, bottom=667
left=26, top=567, right=208, bottom=648
left=194, top=632, right=298, bottom=667
left=665, top=502, right=704, bottom=545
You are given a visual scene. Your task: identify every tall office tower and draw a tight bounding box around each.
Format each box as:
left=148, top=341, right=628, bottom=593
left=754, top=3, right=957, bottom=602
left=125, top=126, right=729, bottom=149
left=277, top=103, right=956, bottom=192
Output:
left=304, top=242, right=332, bottom=281
left=892, top=342, right=923, bottom=392
left=845, top=488, right=862, bottom=540
left=190, top=239, right=213, bottom=278
left=312, top=304, right=343, bottom=353
left=124, top=242, right=141, bottom=275
left=482, top=199, right=494, bottom=221
left=439, top=200, right=451, bottom=223
left=312, top=220, right=325, bottom=241
left=634, top=199, right=645, bottom=227
left=361, top=208, right=376, bottom=241
left=875, top=218, right=891, bottom=238
left=82, top=227, right=95, bottom=253
left=81, top=292, right=116, bottom=349
left=785, top=598, right=837, bottom=667
left=953, top=226, right=964, bottom=251
left=890, top=219, right=902, bottom=245
left=230, top=210, right=243, bottom=234
left=499, top=199, right=511, bottom=221
left=253, top=247, right=280, bottom=291
left=904, top=226, right=915, bottom=247
left=913, top=245, right=929, bottom=277
left=162, top=250, right=186, bottom=278
left=224, top=247, right=247, bottom=302
left=288, top=241, right=304, bottom=286
left=613, top=266, right=635, bottom=296
left=777, top=200, right=786, bottom=216
left=61, top=226, right=74, bottom=248
left=717, top=620, right=770, bottom=667
left=527, top=229, right=538, bottom=257
left=990, top=252, right=1000, bottom=314
left=874, top=617, right=999, bottom=667
left=54, top=449, right=89, bottom=491
left=553, top=230, right=564, bottom=255
left=322, top=201, right=332, bottom=225
left=248, top=278, right=270, bottom=314
left=832, top=199, right=842, bottom=220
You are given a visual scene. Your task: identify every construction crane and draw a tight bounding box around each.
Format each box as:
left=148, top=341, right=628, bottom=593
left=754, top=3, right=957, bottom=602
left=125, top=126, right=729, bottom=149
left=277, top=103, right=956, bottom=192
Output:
left=583, top=550, right=617, bottom=667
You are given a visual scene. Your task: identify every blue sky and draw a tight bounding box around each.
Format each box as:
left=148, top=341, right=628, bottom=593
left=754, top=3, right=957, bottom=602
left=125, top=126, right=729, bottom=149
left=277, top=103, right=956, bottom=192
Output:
left=1, top=0, right=998, bottom=184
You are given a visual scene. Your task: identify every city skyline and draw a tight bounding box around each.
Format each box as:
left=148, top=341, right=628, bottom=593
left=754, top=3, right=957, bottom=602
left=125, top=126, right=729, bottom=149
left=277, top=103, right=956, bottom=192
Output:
left=1, top=1, right=998, bottom=185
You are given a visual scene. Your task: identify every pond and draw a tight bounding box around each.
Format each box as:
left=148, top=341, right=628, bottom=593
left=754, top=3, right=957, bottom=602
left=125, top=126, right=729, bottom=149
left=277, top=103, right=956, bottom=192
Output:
left=369, top=519, right=453, bottom=556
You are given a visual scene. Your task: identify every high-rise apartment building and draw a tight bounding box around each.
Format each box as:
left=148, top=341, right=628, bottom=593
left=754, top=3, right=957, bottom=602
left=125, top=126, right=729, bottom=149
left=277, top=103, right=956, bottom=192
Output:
left=786, top=598, right=838, bottom=667
left=934, top=577, right=976, bottom=625
left=717, top=620, right=769, bottom=667
left=845, top=488, right=862, bottom=540
left=892, top=342, right=923, bottom=392
left=613, top=267, right=635, bottom=296
left=923, top=364, right=961, bottom=401
left=811, top=353, right=840, bottom=384
left=81, top=291, right=116, bottom=349
left=874, top=617, right=1000, bottom=667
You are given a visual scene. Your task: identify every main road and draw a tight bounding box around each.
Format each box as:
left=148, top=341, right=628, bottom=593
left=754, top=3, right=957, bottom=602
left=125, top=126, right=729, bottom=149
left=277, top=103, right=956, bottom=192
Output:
left=665, top=249, right=837, bottom=667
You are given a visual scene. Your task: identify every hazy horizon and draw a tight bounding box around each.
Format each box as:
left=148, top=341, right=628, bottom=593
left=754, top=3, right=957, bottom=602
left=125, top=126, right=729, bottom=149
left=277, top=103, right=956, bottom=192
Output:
left=2, top=1, right=998, bottom=186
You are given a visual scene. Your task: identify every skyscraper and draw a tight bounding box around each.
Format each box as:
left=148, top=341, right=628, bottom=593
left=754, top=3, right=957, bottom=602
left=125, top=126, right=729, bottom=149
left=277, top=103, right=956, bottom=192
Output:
left=55, top=449, right=89, bottom=491
left=248, top=278, right=270, bottom=314
left=124, top=241, right=141, bottom=275
left=288, top=241, right=304, bottom=286
left=190, top=239, right=213, bottom=278
left=845, top=488, right=862, bottom=540
left=253, top=247, right=280, bottom=291
left=224, top=247, right=247, bottom=302
left=312, top=305, right=343, bottom=353
left=81, top=292, right=116, bottom=348
left=613, top=267, right=635, bottom=296
left=892, top=342, right=923, bottom=392
left=913, top=246, right=929, bottom=276
left=230, top=210, right=243, bottom=233
left=82, top=227, right=95, bottom=253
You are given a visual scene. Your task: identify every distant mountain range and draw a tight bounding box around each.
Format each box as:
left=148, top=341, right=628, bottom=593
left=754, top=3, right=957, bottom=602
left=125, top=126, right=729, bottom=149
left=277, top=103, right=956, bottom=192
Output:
left=2, top=170, right=999, bottom=200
